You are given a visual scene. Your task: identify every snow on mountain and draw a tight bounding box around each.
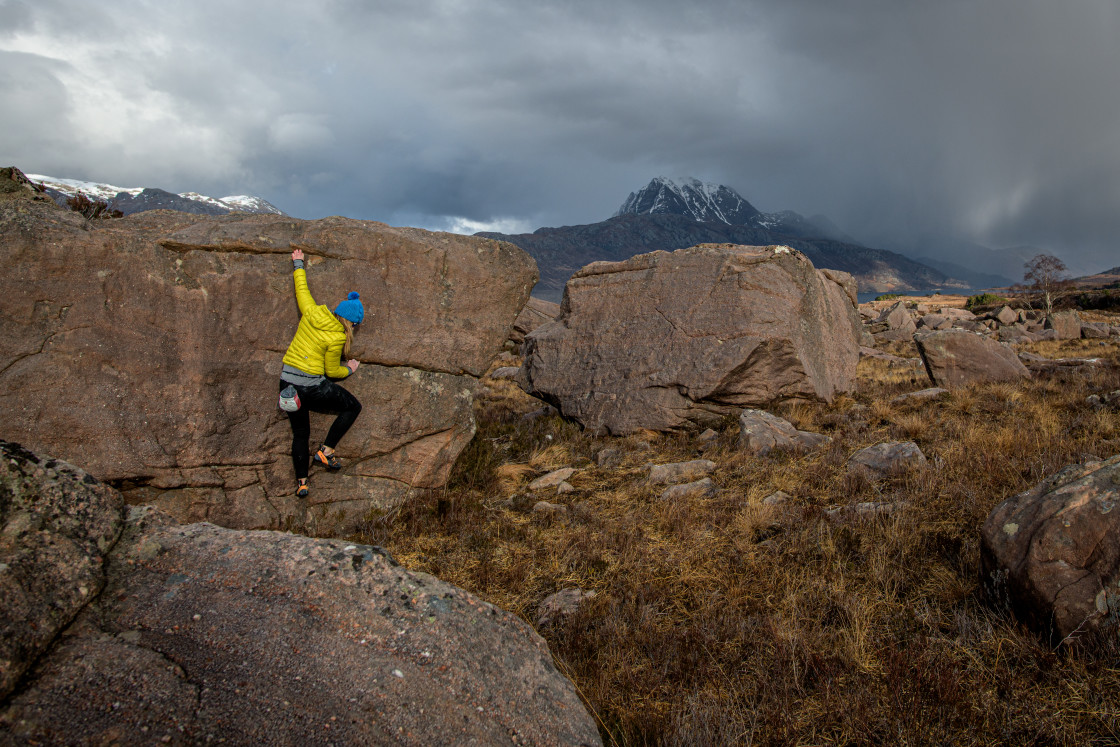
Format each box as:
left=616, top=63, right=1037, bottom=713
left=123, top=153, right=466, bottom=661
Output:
left=27, top=174, right=285, bottom=216
left=616, top=176, right=760, bottom=225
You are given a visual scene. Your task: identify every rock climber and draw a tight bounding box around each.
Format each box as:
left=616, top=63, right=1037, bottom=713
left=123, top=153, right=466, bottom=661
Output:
left=278, top=248, right=363, bottom=498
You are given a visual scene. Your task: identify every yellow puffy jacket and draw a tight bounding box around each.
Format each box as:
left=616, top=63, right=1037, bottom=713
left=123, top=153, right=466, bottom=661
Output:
left=282, top=268, right=351, bottom=379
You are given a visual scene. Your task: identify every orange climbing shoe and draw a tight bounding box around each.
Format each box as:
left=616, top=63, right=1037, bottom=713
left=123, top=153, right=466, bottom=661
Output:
left=296, top=479, right=309, bottom=498
left=313, top=447, right=342, bottom=470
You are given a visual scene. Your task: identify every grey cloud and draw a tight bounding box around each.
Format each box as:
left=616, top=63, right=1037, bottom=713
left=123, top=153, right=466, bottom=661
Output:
left=2, top=0, right=1119, bottom=273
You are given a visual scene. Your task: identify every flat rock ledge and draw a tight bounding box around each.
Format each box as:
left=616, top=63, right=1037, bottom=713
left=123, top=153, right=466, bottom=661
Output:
left=0, top=441, right=602, bottom=746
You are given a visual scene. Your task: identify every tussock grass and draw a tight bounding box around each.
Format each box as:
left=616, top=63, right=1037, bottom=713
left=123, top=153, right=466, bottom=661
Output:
left=366, top=334, right=1120, bottom=745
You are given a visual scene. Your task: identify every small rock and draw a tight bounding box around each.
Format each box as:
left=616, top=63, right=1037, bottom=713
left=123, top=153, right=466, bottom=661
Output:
left=848, top=441, right=927, bottom=476
left=762, top=490, right=791, bottom=506
left=529, top=468, right=577, bottom=492
left=659, top=478, right=718, bottom=501
left=647, top=459, right=717, bottom=486
left=738, top=409, right=831, bottom=455
left=537, top=588, right=597, bottom=627
left=490, top=366, right=520, bottom=380
left=520, top=405, right=559, bottom=422
left=825, top=501, right=907, bottom=521
left=532, top=501, right=568, bottom=518
left=596, top=448, right=623, bottom=468
left=556, top=481, right=576, bottom=495
left=697, top=428, right=719, bottom=444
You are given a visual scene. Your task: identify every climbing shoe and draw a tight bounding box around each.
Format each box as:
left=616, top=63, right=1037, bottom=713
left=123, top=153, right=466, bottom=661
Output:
left=313, top=447, right=342, bottom=470
left=296, top=479, right=309, bottom=498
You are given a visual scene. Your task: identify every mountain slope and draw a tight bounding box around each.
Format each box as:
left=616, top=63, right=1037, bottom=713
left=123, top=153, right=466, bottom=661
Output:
left=481, top=212, right=958, bottom=302
left=482, top=177, right=961, bottom=301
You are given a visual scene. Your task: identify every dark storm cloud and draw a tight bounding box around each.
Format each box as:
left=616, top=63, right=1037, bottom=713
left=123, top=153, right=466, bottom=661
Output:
left=2, top=0, right=1118, bottom=272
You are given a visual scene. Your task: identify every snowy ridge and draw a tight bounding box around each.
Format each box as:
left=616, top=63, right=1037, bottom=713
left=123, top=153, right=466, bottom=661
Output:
left=615, top=176, right=760, bottom=226
left=27, top=174, right=284, bottom=215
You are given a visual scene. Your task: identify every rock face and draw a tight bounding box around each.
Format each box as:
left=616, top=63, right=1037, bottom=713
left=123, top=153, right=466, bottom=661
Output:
left=914, top=330, right=1031, bottom=389
left=519, top=244, right=861, bottom=435
left=981, top=455, right=1120, bottom=642
left=0, top=441, right=602, bottom=745
left=0, top=193, right=536, bottom=534
left=0, top=440, right=125, bottom=700
left=510, top=296, right=562, bottom=345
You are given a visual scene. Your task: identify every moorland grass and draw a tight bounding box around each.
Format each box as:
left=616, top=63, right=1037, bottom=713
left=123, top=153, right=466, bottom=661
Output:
left=363, top=332, right=1120, bottom=745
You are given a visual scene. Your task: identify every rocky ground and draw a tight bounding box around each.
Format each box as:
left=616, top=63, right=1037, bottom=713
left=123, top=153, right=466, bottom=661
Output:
left=373, top=304, right=1120, bottom=745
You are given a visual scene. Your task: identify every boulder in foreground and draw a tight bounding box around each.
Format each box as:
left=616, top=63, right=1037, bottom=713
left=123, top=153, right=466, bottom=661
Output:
left=0, top=189, right=536, bottom=535
left=981, top=455, right=1120, bottom=643
left=519, top=244, right=861, bottom=435
left=0, top=441, right=602, bottom=745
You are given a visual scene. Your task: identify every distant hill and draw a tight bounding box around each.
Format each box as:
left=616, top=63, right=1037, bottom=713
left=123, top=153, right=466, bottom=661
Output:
left=27, top=173, right=285, bottom=217
left=481, top=177, right=964, bottom=302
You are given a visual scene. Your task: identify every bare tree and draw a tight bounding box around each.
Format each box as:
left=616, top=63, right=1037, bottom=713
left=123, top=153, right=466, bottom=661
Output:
left=1023, top=253, right=1069, bottom=315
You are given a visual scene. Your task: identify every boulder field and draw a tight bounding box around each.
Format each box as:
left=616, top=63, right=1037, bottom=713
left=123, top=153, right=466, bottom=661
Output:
left=0, top=187, right=536, bottom=534
left=518, top=244, right=862, bottom=435
left=0, top=440, right=602, bottom=744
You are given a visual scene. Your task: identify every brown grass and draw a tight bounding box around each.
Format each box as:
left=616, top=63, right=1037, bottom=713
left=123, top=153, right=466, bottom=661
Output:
left=363, top=332, right=1120, bottom=745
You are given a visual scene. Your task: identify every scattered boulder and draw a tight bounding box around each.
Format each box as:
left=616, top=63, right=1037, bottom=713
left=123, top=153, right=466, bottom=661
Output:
left=848, top=441, right=927, bottom=477
left=537, top=588, right=597, bottom=628
left=528, top=467, right=577, bottom=492
left=738, top=409, right=831, bottom=456
left=981, top=455, right=1120, bottom=642
left=918, top=313, right=951, bottom=330
left=509, top=296, right=561, bottom=345
left=938, top=307, right=976, bottom=321
left=1081, top=322, right=1110, bottom=339
left=993, top=306, right=1019, bottom=325
left=647, top=459, right=717, bottom=486
left=0, top=441, right=602, bottom=745
left=518, top=244, right=861, bottom=435
left=1044, top=311, right=1082, bottom=340
left=0, top=197, right=537, bottom=536
left=490, top=366, right=521, bottom=380
left=915, top=329, right=1030, bottom=389
left=659, top=478, right=718, bottom=501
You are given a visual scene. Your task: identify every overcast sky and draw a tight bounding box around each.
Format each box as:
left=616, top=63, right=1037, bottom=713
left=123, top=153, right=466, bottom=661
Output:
left=2, top=0, right=1118, bottom=273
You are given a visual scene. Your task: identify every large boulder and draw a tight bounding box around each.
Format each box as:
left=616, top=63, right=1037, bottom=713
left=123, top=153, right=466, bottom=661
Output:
left=0, top=441, right=602, bottom=745
left=518, top=244, right=861, bottom=435
left=0, top=192, right=536, bottom=534
left=914, top=329, right=1030, bottom=389
left=981, top=455, right=1120, bottom=642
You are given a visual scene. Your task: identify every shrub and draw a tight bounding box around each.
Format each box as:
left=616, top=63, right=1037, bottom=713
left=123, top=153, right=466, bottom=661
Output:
left=875, top=293, right=902, bottom=302
left=965, top=292, right=1007, bottom=310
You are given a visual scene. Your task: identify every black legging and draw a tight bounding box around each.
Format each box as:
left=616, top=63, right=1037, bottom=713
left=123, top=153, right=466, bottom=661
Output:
left=281, top=379, right=362, bottom=479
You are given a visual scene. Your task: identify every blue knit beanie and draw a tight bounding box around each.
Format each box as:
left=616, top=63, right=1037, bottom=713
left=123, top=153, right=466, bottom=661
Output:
left=334, top=292, right=364, bottom=324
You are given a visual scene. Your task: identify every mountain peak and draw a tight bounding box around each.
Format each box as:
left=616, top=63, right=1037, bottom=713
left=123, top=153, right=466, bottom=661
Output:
left=615, top=177, right=760, bottom=225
